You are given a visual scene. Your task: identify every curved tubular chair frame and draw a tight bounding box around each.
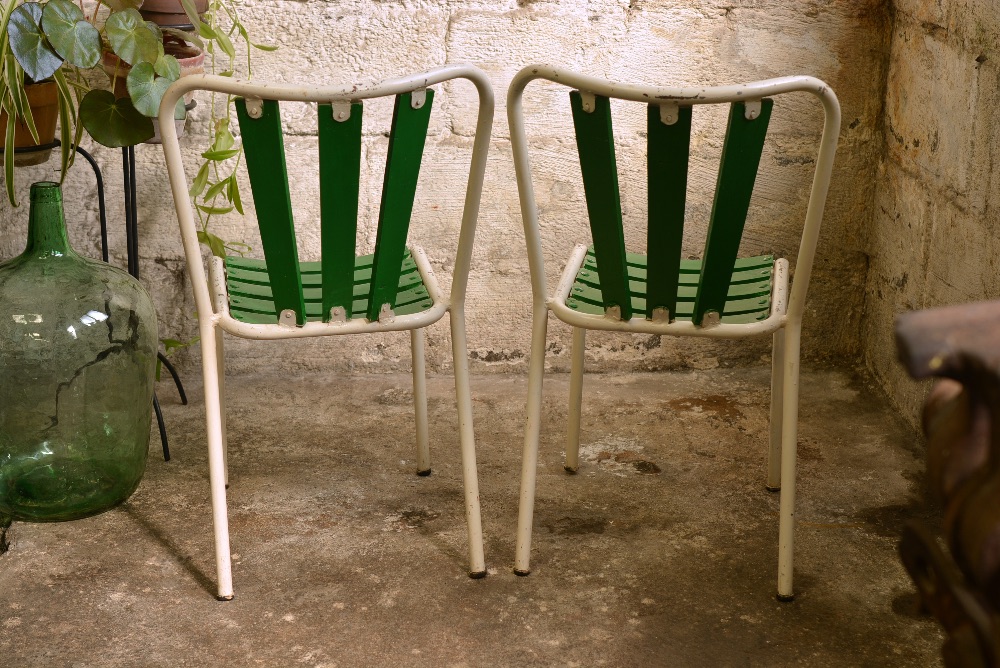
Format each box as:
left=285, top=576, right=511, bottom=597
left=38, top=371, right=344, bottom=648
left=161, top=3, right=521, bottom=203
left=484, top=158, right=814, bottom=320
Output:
left=159, top=65, right=494, bottom=600
left=508, top=65, right=840, bottom=600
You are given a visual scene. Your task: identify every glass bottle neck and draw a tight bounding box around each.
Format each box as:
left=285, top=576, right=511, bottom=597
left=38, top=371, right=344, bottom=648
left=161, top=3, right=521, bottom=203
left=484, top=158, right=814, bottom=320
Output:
left=24, top=182, right=74, bottom=258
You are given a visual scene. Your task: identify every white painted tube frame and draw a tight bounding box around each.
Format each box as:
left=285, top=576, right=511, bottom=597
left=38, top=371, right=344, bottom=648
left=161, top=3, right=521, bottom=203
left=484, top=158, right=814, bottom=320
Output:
left=160, top=64, right=494, bottom=598
left=508, top=65, right=840, bottom=601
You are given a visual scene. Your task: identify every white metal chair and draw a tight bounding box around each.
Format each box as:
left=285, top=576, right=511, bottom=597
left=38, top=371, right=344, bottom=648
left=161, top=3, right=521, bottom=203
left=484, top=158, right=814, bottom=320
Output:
left=508, top=65, right=840, bottom=600
left=158, top=65, right=494, bottom=599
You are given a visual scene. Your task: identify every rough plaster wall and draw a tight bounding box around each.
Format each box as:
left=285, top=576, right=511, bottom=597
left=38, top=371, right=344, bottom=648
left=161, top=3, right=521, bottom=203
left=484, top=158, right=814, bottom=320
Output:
left=0, top=0, right=888, bottom=377
left=864, top=0, right=1000, bottom=427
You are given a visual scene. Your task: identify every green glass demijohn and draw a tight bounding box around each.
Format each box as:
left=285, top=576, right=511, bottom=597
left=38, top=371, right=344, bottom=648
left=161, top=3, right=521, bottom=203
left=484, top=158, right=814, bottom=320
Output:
left=0, top=182, right=157, bottom=523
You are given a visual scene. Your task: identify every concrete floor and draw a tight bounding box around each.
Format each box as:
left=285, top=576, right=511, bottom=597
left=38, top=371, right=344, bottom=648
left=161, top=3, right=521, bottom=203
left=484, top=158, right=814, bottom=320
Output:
left=0, top=365, right=944, bottom=666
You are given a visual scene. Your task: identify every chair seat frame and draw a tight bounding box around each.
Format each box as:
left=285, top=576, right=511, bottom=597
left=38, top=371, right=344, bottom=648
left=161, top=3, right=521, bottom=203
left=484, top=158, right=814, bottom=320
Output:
left=160, top=65, right=494, bottom=600
left=509, top=65, right=840, bottom=600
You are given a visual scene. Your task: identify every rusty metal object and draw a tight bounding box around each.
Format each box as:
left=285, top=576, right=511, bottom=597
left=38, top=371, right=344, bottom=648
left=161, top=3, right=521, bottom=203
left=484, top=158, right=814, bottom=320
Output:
left=896, top=300, right=1000, bottom=667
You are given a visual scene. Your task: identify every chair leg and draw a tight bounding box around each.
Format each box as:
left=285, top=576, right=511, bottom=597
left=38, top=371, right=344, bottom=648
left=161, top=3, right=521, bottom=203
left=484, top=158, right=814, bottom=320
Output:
left=767, top=328, right=785, bottom=492
left=411, top=328, right=431, bottom=475
left=201, top=320, right=234, bottom=600
left=565, top=327, right=586, bottom=473
left=776, top=323, right=802, bottom=602
left=514, top=303, right=549, bottom=575
left=449, top=308, right=486, bottom=577
left=215, top=326, right=229, bottom=488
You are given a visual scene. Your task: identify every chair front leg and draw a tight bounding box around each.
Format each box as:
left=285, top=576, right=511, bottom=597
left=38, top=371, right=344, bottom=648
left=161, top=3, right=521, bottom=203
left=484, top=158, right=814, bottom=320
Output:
left=514, top=302, right=550, bottom=575
left=411, top=328, right=431, bottom=475
left=776, top=322, right=802, bottom=602
left=449, top=307, right=486, bottom=577
left=565, top=326, right=586, bottom=472
left=201, top=319, right=234, bottom=600
left=215, top=326, right=229, bottom=487
left=767, top=327, right=785, bottom=491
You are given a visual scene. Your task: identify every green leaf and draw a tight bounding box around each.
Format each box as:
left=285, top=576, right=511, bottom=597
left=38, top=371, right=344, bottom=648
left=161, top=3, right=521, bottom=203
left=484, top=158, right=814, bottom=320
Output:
left=189, top=161, right=209, bottom=197
left=201, top=148, right=240, bottom=161
left=145, top=21, right=163, bottom=43
left=214, top=27, right=235, bottom=59
left=41, top=0, right=101, bottom=69
left=204, top=177, right=229, bottom=200
left=5, top=57, right=39, bottom=144
left=126, top=61, right=176, bottom=117
left=228, top=173, right=243, bottom=214
left=197, top=229, right=227, bottom=257
left=252, top=43, right=279, bottom=52
left=79, top=89, right=154, bottom=147
left=52, top=68, right=77, bottom=178
left=179, top=0, right=204, bottom=28
left=197, top=204, right=235, bottom=215
left=106, top=9, right=160, bottom=65
left=162, top=28, right=204, bottom=51
left=155, top=53, right=180, bottom=80
left=8, top=3, right=63, bottom=82
left=211, top=118, right=233, bottom=152
left=5, top=96, right=17, bottom=207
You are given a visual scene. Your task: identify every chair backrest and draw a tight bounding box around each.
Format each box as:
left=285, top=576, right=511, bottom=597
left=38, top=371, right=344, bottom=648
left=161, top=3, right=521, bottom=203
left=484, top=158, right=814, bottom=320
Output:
left=509, top=67, right=840, bottom=327
left=159, top=66, right=493, bottom=331
left=233, top=90, right=433, bottom=325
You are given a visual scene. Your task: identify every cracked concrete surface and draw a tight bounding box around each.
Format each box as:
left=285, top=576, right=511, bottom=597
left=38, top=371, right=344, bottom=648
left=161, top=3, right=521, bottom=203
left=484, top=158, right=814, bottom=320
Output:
left=0, top=366, right=943, bottom=666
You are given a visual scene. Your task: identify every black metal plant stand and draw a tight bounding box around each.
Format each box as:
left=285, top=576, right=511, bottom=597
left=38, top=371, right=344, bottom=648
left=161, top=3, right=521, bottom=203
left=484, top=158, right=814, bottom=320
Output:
left=6, top=140, right=186, bottom=461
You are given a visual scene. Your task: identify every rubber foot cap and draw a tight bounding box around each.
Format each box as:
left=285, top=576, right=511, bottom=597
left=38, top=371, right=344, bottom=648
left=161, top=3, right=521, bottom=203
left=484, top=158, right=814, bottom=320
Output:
left=766, top=485, right=780, bottom=493
left=513, top=568, right=531, bottom=577
left=776, top=593, right=795, bottom=603
left=217, top=594, right=234, bottom=602
left=468, top=570, right=487, bottom=579
left=417, top=469, right=432, bottom=477
left=564, top=466, right=578, bottom=475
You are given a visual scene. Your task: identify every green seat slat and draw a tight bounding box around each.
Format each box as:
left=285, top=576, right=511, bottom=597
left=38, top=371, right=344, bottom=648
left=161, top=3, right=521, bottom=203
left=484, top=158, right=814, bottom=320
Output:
left=566, top=247, right=774, bottom=324
left=319, top=101, right=363, bottom=321
left=235, top=98, right=306, bottom=325
left=692, top=99, right=773, bottom=325
left=646, top=104, right=691, bottom=320
left=570, top=91, right=632, bottom=320
left=367, top=90, right=434, bottom=321
left=225, top=249, right=433, bottom=324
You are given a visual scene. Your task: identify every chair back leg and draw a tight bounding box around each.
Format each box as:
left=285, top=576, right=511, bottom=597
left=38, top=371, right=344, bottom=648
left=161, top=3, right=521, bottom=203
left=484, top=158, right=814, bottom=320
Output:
left=410, top=328, right=431, bottom=475
left=449, top=307, right=486, bottom=576
left=565, top=327, right=587, bottom=472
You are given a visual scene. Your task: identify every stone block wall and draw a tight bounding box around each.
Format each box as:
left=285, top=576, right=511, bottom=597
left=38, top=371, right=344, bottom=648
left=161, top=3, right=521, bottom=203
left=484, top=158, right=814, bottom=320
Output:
left=864, top=0, right=1000, bottom=425
left=0, top=0, right=889, bottom=378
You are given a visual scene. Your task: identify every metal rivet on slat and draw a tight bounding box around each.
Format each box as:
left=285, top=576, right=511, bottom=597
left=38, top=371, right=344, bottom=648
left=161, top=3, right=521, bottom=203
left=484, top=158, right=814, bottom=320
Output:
left=701, top=312, right=721, bottom=328
left=279, top=309, right=296, bottom=327
left=378, top=303, right=396, bottom=323
left=659, top=102, right=679, bottom=126
left=329, top=306, right=347, bottom=323
left=411, top=89, right=427, bottom=109
left=744, top=99, right=762, bottom=120
left=245, top=96, right=263, bottom=119
left=578, top=90, right=596, bottom=113
left=331, top=101, right=352, bottom=123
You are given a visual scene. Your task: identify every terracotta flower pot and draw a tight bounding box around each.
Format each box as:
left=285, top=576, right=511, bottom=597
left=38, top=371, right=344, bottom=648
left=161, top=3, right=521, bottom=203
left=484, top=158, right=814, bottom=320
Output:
left=0, top=82, right=59, bottom=166
left=102, top=42, right=205, bottom=101
left=139, top=0, right=209, bottom=26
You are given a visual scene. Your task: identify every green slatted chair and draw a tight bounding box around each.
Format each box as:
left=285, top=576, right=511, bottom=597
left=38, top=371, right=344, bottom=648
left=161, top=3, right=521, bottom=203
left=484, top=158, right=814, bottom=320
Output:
left=508, top=67, right=840, bottom=600
left=158, top=65, right=494, bottom=600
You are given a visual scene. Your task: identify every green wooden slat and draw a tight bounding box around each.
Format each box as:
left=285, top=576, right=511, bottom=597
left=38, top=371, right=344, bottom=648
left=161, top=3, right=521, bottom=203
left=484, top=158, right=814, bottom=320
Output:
left=646, top=104, right=691, bottom=320
left=235, top=98, right=306, bottom=325
left=225, top=250, right=433, bottom=324
left=692, top=99, right=773, bottom=325
left=318, top=101, right=363, bottom=321
left=565, top=248, right=775, bottom=324
left=367, top=90, right=434, bottom=321
left=570, top=91, right=632, bottom=320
